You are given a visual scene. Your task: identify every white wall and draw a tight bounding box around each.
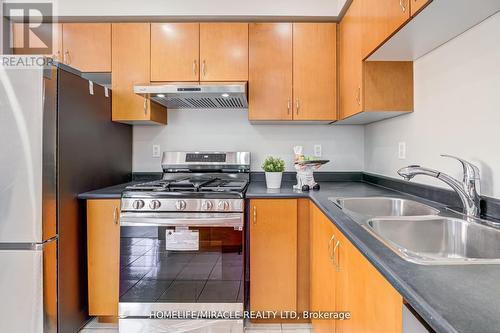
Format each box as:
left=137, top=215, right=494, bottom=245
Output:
left=6, top=0, right=343, bottom=18
left=364, top=12, right=500, bottom=198
left=133, top=110, right=364, bottom=172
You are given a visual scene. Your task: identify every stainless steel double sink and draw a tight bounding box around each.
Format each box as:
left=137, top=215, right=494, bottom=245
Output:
left=331, top=197, right=500, bottom=265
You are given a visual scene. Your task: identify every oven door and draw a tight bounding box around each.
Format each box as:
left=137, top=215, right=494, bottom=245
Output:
left=118, top=212, right=244, bottom=332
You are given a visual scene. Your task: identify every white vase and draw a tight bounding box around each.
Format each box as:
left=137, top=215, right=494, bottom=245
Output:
left=265, top=172, right=283, bottom=189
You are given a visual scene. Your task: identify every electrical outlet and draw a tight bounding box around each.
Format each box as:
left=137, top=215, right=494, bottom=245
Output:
left=152, top=145, right=161, bottom=158
left=314, top=144, right=322, bottom=158
left=398, top=142, right=406, bottom=159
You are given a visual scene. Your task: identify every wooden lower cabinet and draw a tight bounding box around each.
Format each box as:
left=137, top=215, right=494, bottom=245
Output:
left=310, top=203, right=403, bottom=333
left=87, top=199, right=120, bottom=317
left=250, top=199, right=298, bottom=316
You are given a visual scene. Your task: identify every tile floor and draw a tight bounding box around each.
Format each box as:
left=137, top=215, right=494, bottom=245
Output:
left=80, top=317, right=312, bottom=333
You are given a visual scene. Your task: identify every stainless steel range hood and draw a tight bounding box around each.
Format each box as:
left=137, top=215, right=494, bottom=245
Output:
left=134, top=82, right=248, bottom=110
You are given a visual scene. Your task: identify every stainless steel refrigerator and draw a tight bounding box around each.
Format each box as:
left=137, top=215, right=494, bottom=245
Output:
left=0, top=61, right=132, bottom=333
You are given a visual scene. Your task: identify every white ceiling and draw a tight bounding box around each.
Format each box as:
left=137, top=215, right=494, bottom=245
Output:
left=5, top=0, right=347, bottom=19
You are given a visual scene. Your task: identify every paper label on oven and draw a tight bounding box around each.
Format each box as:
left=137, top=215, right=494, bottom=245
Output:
left=165, top=227, right=199, bottom=251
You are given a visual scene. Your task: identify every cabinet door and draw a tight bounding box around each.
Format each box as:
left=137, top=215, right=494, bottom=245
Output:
left=335, top=231, right=403, bottom=333
left=250, top=199, right=297, bottom=314
left=339, top=0, right=364, bottom=120
left=310, top=205, right=336, bottom=333
left=200, top=23, right=248, bottom=81
left=151, top=23, right=200, bottom=81
left=111, top=23, right=167, bottom=124
left=249, top=23, right=293, bottom=121
left=12, top=23, right=62, bottom=60
left=361, top=0, right=410, bottom=58
left=293, top=23, right=337, bottom=121
left=410, top=0, right=431, bottom=17
left=87, top=199, right=120, bottom=317
left=62, top=23, right=111, bottom=72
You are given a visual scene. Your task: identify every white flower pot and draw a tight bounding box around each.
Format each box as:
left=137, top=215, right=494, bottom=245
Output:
left=265, top=172, right=283, bottom=189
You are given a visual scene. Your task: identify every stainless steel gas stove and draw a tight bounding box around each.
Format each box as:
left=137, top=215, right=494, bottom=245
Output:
left=119, top=152, right=249, bottom=333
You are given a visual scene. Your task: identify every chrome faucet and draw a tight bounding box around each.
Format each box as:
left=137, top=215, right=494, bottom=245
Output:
left=397, top=155, right=481, bottom=217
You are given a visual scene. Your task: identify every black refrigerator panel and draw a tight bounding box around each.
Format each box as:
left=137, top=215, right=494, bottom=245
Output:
left=56, top=67, right=132, bottom=333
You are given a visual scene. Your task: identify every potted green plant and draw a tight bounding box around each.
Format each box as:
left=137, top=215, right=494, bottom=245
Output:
left=262, top=156, right=285, bottom=189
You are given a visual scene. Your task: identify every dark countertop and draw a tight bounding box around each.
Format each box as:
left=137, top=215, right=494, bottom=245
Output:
left=248, top=181, right=500, bottom=333
left=79, top=180, right=500, bottom=333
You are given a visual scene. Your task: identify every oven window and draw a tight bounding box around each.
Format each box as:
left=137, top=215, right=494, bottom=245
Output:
left=119, top=226, right=243, bottom=304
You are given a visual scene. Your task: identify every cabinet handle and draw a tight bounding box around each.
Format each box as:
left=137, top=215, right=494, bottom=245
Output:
left=400, top=0, right=406, bottom=12
left=143, top=98, right=148, bottom=116
left=287, top=99, right=291, bottom=114
left=253, top=206, right=257, bottom=225
left=55, top=51, right=61, bottom=62
left=328, top=234, right=335, bottom=261
left=113, top=207, right=119, bottom=225
left=64, top=50, right=70, bottom=65
left=356, top=87, right=361, bottom=106
left=202, top=60, right=206, bottom=77
left=332, top=240, right=340, bottom=271
left=296, top=98, right=300, bottom=115
left=193, top=59, right=197, bottom=76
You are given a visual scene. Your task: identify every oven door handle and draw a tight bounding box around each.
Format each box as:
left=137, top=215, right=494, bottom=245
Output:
left=119, top=212, right=243, bottom=229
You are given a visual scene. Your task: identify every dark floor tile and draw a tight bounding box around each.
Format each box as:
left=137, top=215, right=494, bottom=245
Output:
left=129, top=255, right=161, bottom=267
left=120, top=245, right=153, bottom=256
left=209, top=264, right=243, bottom=281
left=158, top=252, right=196, bottom=263
left=198, top=281, right=240, bottom=302
left=121, top=279, right=173, bottom=302
left=190, top=253, right=221, bottom=265
left=120, top=255, right=140, bottom=267
left=237, top=280, right=244, bottom=302
left=120, top=267, right=152, bottom=280
left=177, top=263, right=215, bottom=280
left=143, top=262, right=187, bottom=280
left=158, top=280, right=206, bottom=302
left=120, top=279, right=139, bottom=297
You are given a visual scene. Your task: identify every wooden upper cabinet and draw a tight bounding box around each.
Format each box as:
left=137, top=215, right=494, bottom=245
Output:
left=200, top=23, right=249, bottom=81
left=293, top=23, right=337, bottom=121
left=250, top=199, right=297, bottom=315
left=12, top=23, right=62, bottom=61
left=410, top=0, right=431, bottom=17
left=151, top=23, right=200, bottom=81
left=340, top=1, right=363, bottom=120
left=62, top=23, right=111, bottom=72
left=249, top=23, right=293, bottom=121
left=112, top=23, right=166, bottom=124
left=361, top=0, right=411, bottom=58
left=87, top=199, right=120, bottom=317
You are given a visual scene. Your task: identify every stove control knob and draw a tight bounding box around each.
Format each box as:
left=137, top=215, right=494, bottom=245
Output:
left=218, top=200, right=230, bottom=211
left=175, top=200, right=187, bottom=211
left=202, top=200, right=214, bottom=211
left=149, top=200, right=161, bottom=210
left=132, top=200, right=145, bottom=210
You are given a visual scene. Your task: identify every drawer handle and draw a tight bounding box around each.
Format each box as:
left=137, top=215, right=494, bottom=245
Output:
left=253, top=206, right=257, bottom=225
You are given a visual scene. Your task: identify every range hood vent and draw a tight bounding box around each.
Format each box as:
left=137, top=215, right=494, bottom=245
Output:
left=134, top=82, right=248, bottom=110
